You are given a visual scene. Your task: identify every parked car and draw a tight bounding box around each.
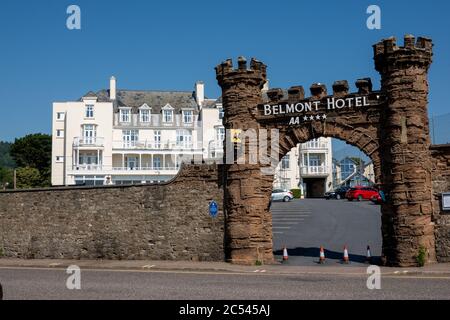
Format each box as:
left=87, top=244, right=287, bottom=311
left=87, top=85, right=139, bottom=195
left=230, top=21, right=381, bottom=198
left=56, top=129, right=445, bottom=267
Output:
left=271, top=189, right=294, bottom=202
left=346, top=186, right=379, bottom=201
left=324, top=186, right=351, bottom=200
left=370, top=194, right=382, bottom=204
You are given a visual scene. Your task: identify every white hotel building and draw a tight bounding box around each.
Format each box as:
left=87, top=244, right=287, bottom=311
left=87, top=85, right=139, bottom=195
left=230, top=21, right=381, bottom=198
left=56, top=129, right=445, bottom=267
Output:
left=52, top=77, right=333, bottom=196
left=273, top=137, right=333, bottom=198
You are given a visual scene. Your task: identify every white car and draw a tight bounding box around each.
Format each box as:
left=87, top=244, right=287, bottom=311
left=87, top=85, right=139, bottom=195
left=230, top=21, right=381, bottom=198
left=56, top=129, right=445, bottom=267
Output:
left=271, top=189, right=294, bottom=202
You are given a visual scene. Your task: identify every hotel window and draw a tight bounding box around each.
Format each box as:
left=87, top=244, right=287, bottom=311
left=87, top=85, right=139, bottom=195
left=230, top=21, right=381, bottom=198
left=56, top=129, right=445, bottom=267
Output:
left=82, top=124, right=97, bottom=144
left=85, top=105, right=94, bottom=118
left=56, top=112, right=65, bottom=120
left=140, top=109, right=150, bottom=123
left=182, top=110, right=193, bottom=123
left=163, top=109, right=173, bottom=123
left=216, top=127, right=225, bottom=146
left=281, top=155, right=290, bottom=169
left=56, top=129, right=64, bottom=138
left=154, top=130, right=161, bottom=148
left=218, top=108, right=224, bottom=120
left=176, top=129, right=192, bottom=148
left=153, top=157, right=161, bottom=169
left=120, top=108, right=131, bottom=123
left=123, top=130, right=139, bottom=147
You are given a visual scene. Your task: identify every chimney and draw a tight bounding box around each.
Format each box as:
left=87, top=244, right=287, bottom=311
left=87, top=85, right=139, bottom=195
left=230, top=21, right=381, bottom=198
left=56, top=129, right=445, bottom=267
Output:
left=195, top=81, right=205, bottom=108
left=110, top=76, right=116, bottom=100
left=263, top=79, right=270, bottom=92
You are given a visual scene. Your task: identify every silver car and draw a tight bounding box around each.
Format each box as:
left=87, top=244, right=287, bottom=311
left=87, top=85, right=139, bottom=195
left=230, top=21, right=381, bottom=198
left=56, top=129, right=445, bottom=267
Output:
left=271, top=189, right=294, bottom=202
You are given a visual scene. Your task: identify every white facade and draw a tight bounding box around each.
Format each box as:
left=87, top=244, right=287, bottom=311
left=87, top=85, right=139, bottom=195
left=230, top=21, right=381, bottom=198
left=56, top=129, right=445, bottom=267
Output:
left=273, top=137, right=333, bottom=197
left=52, top=78, right=224, bottom=186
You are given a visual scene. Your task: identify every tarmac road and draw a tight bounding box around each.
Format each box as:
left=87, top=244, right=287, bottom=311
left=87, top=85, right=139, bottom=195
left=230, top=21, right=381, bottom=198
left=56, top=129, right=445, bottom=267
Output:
left=272, top=198, right=382, bottom=266
left=0, top=267, right=449, bottom=300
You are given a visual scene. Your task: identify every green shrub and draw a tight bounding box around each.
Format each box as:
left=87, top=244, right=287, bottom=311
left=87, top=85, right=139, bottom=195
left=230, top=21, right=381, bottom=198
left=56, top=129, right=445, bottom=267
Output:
left=255, top=260, right=263, bottom=266
left=416, top=246, right=427, bottom=267
left=0, top=247, right=3, bottom=257
left=290, top=189, right=301, bottom=199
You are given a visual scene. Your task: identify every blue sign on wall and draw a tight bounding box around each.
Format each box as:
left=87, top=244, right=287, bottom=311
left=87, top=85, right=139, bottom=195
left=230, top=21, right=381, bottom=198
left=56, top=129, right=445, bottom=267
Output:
left=209, top=201, right=218, bottom=218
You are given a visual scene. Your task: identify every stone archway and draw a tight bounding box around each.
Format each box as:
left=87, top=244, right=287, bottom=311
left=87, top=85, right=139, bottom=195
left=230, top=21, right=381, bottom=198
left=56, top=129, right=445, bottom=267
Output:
left=216, top=35, right=436, bottom=267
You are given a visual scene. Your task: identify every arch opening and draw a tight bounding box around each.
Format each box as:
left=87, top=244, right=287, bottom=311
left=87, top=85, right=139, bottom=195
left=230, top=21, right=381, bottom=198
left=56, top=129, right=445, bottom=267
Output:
left=271, top=137, right=383, bottom=266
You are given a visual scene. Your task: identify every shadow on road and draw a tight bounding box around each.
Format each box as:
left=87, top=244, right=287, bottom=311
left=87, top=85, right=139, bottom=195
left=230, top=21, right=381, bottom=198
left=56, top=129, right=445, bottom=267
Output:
left=273, top=247, right=381, bottom=265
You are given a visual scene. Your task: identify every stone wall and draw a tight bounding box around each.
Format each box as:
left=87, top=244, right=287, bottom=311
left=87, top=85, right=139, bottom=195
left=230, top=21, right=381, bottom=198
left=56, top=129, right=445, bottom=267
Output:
left=431, top=144, right=450, bottom=262
left=0, top=164, right=225, bottom=261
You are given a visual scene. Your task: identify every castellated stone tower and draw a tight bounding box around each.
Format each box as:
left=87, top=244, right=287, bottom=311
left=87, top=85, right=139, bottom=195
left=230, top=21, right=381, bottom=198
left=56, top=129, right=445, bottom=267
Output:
left=216, top=57, right=275, bottom=264
left=374, top=35, right=436, bottom=266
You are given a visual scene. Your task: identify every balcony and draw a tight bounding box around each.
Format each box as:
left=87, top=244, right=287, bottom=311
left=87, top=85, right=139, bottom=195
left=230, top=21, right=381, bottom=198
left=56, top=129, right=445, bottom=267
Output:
left=112, top=166, right=179, bottom=173
left=69, top=165, right=180, bottom=175
left=301, top=141, right=329, bottom=150
left=112, top=140, right=203, bottom=151
left=72, top=164, right=103, bottom=171
left=300, top=166, right=330, bottom=177
left=73, top=137, right=104, bottom=148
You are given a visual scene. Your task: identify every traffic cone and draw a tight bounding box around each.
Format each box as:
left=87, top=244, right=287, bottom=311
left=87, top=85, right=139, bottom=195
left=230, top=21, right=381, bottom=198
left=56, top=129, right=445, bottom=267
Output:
left=343, top=245, right=349, bottom=264
left=282, top=246, right=288, bottom=263
left=319, top=246, right=325, bottom=264
left=366, top=245, right=372, bottom=264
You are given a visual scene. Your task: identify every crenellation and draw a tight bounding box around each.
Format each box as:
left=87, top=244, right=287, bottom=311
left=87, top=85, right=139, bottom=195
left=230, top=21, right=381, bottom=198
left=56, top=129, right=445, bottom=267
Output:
left=355, top=78, right=373, bottom=94
left=332, top=80, right=349, bottom=97
left=287, top=86, right=305, bottom=102
left=266, top=88, right=284, bottom=103
left=309, top=83, right=327, bottom=99
left=237, top=56, right=247, bottom=70
left=374, top=35, right=433, bottom=73
left=215, top=57, right=267, bottom=88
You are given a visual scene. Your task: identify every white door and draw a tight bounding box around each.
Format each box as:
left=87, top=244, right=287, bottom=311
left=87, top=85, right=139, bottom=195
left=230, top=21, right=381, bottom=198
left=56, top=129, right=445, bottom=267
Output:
left=126, top=156, right=138, bottom=170
left=83, top=125, right=96, bottom=144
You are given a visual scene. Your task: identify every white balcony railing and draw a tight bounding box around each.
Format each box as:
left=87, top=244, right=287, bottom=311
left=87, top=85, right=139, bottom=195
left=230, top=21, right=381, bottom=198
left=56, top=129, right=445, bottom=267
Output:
left=300, top=166, right=329, bottom=175
left=112, top=140, right=203, bottom=151
left=70, top=165, right=180, bottom=173
left=301, top=141, right=328, bottom=150
left=73, top=137, right=104, bottom=147
left=111, top=166, right=179, bottom=172
left=72, top=164, right=103, bottom=171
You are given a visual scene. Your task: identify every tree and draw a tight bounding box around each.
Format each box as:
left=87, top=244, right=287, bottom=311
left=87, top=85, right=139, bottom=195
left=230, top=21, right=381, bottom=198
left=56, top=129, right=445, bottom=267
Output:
left=0, top=141, right=16, bottom=168
left=10, top=134, right=51, bottom=169
left=15, top=167, right=42, bottom=189
left=0, top=167, right=13, bottom=190
left=10, top=134, right=51, bottom=186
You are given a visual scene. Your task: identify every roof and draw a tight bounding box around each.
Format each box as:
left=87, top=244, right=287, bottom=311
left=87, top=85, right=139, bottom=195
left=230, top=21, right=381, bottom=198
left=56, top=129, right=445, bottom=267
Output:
left=93, top=89, right=200, bottom=114
left=82, top=91, right=98, bottom=98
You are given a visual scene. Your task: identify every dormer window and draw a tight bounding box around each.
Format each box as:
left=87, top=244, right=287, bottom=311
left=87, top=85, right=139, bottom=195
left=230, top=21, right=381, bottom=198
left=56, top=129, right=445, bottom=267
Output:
left=119, top=108, right=131, bottom=123
left=162, top=105, right=174, bottom=123
left=182, top=110, right=193, bottom=123
left=85, top=105, right=94, bottom=118
left=139, top=104, right=151, bottom=123
left=140, top=109, right=150, bottom=123
left=163, top=110, right=173, bottom=123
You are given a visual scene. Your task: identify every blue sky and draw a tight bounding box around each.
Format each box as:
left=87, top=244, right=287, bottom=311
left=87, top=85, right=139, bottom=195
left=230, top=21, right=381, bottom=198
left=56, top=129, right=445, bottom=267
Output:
left=0, top=0, right=449, bottom=142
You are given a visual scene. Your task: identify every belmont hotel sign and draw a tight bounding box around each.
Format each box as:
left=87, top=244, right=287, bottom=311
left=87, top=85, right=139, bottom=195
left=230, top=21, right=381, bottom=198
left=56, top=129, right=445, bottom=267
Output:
left=261, top=95, right=371, bottom=125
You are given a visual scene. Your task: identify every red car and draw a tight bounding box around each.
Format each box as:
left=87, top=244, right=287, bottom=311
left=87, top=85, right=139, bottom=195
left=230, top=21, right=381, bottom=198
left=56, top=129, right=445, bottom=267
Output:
left=346, top=186, right=379, bottom=201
